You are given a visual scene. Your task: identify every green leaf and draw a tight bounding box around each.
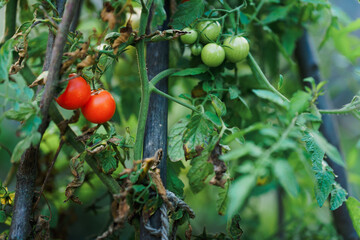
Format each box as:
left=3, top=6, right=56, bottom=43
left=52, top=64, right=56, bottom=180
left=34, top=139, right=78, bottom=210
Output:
left=288, top=91, right=312, bottom=117
left=151, top=0, right=167, bottom=30
left=97, top=150, right=118, bottom=174
left=273, top=159, right=299, bottom=197
left=229, top=86, right=241, bottom=100
left=262, top=6, right=291, bottom=25
left=309, top=130, right=344, bottom=167
left=217, top=180, right=229, bottom=215
left=347, top=197, right=360, bottom=236
left=132, top=185, right=146, bottom=193
left=167, top=160, right=185, bottom=197
left=171, top=0, right=205, bottom=29
left=300, top=0, right=329, bottom=5
left=220, top=142, right=262, bottom=161
left=210, top=94, right=226, bottom=117
left=278, top=74, right=284, bottom=89
left=183, top=113, right=213, bottom=157
left=168, top=118, right=189, bottom=162
left=187, top=153, right=214, bottom=193
left=5, top=103, right=37, bottom=121
left=10, top=133, right=41, bottom=163
left=330, top=185, right=347, bottom=210
left=252, top=89, right=286, bottom=107
left=172, top=66, right=208, bottom=76
left=315, top=169, right=334, bottom=207
left=0, top=39, right=14, bottom=81
left=227, top=174, right=256, bottom=217
left=204, top=111, right=221, bottom=127
left=0, top=210, right=6, bottom=223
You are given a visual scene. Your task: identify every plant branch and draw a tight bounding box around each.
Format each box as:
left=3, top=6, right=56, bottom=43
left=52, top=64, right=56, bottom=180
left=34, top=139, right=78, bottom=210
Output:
left=150, top=83, right=200, bottom=113
left=247, top=53, right=290, bottom=103
left=133, top=0, right=155, bottom=161
left=1, top=0, right=18, bottom=45
left=150, top=68, right=179, bottom=86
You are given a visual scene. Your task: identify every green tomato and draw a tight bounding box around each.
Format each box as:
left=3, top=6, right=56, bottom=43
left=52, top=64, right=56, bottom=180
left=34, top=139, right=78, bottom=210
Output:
left=180, top=27, right=198, bottom=44
left=191, top=43, right=202, bottom=56
left=223, top=36, right=249, bottom=63
left=196, top=21, right=221, bottom=43
left=201, top=43, right=225, bottom=67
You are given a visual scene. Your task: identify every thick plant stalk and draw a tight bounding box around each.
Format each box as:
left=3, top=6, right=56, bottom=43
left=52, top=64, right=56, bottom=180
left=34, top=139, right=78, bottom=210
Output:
left=1, top=0, right=18, bottom=44
left=295, top=30, right=359, bottom=240
left=139, top=0, right=170, bottom=239
left=9, top=1, right=79, bottom=239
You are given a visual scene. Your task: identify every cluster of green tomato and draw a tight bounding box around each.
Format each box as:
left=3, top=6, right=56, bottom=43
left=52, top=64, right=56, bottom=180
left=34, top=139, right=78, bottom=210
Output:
left=180, top=21, right=249, bottom=67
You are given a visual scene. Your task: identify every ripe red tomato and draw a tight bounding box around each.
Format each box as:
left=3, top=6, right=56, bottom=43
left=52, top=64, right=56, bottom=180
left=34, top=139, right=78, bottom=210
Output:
left=81, top=89, right=116, bottom=124
left=56, top=74, right=91, bottom=110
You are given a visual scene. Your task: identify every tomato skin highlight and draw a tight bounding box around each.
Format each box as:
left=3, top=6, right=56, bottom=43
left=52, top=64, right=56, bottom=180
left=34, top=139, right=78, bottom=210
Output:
left=201, top=43, right=225, bottom=67
left=81, top=90, right=116, bottom=124
left=56, top=74, right=91, bottom=110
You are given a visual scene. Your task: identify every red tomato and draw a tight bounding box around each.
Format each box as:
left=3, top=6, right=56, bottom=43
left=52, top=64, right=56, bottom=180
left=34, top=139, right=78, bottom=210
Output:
left=56, top=74, right=91, bottom=110
left=81, top=89, right=116, bottom=124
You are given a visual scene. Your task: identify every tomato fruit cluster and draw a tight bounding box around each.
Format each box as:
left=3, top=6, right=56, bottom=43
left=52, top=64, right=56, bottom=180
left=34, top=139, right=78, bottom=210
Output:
left=56, top=74, right=116, bottom=124
left=180, top=21, right=250, bottom=67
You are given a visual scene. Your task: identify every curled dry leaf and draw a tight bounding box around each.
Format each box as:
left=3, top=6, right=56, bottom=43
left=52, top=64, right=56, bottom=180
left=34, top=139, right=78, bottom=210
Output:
left=101, top=2, right=116, bottom=30
left=9, top=37, right=28, bottom=75
left=185, top=223, right=193, bottom=240
left=34, top=215, right=50, bottom=240
left=139, top=149, right=163, bottom=180
left=56, top=109, right=80, bottom=135
left=208, top=142, right=227, bottom=188
left=149, top=171, right=173, bottom=211
left=29, top=71, right=48, bottom=88
left=76, top=125, right=101, bottom=143
left=61, top=42, right=90, bottom=74
left=76, top=55, right=96, bottom=70
left=112, top=22, right=133, bottom=54
left=65, top=153, right=85, bottom=204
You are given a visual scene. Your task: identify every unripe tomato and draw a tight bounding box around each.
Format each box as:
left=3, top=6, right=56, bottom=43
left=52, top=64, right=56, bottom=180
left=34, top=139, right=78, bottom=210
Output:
left=180, top=27, right=198, bottom=44
left=56, top=74, right=91, bottom=110
left=201, top=43, right=225, bottom=67
left=81, top=89, right=116, bottom=124
left=196, top=21, right=221, bottom=43
left=223, top=36, right=249, bottom=63
left=190, top=43, right=202, bottom=56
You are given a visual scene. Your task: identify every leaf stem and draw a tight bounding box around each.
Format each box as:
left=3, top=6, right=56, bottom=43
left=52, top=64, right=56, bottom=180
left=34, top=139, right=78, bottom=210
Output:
left=150, top=68, right=179, bottom=86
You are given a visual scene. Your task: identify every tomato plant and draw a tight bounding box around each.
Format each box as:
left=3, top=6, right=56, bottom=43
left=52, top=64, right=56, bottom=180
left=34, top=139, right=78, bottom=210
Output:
left=81, top=89, right=116, bottom=124
left=55, top=74, right=91, bottom=110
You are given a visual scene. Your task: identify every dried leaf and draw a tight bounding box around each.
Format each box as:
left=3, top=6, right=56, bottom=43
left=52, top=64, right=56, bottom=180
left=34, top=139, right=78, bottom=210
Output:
left=185, top=224, right=192, bottom=240
left=149, top=171, right=173, bottom=211
left=9, top=38, right=28, bottom=75
left=101, top=3, right=116, bottom=30
left=29, top=71, right=48, bottom=88
left=76, top=55, right=95, bottom=70
left=61, top=42, right=90, bottom=73
left=76, top=125, right=101, bottom=143
left=65, top=153, right=86, bottom=204
left=34, top=215, right=50, bottom=240
left=112, top=22, right=133, bottom=53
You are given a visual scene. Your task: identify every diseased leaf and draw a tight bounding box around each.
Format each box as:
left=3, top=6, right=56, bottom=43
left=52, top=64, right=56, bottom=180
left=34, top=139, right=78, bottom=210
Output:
left=97, top=150, right=118, bottom=174
left=228, top=174, right=256, bottom=217
left=187, top=153, right=214, bottom=193
left=273, top=159, right=299, bottom=197
left=183, top=113, right=213, bottom=159
left=168, top=118, right=189, bottom=162
left=171, top=0, right=204, bottom=29
left=229, top=214, right=243, bottom=239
